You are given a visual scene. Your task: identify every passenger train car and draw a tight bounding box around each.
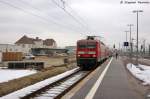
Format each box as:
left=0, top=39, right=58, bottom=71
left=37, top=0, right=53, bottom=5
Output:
left=76, top=36, right=111, bottom=69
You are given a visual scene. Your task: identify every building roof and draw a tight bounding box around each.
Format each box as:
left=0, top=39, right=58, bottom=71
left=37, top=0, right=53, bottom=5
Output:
left=33, top=37, right=42, bottom=42
left=15, top=35, right=56, bottom=46
left=15, top=35, right=34, bottom=44
left=43, top=39, right=55, bottom=46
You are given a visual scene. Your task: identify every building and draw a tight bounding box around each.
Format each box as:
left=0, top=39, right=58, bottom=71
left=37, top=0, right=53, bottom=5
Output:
left=15, top=35, right=57, bottom=54
left=65, top=46, right=76, bottom=54
left=31, top=48, right=68, bottom=56
left=0, top=44, right=22, bottom=52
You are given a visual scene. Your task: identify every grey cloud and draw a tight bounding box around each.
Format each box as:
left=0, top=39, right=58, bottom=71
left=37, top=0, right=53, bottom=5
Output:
left=0, top=0, right=150, bottom=48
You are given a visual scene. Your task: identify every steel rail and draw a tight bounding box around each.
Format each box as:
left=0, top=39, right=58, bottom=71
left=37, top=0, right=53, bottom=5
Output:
left=20, top=69, right=93, bottom=99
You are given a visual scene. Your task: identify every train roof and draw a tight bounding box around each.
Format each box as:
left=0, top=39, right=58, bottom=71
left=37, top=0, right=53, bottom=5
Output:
left=78, top=39, right=98, bottom=42
left=77, top=39, right=105, bottom=45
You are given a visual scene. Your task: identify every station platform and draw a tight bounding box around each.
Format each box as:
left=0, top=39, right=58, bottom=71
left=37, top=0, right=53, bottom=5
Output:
left=69, top=57, right=141, bottom=99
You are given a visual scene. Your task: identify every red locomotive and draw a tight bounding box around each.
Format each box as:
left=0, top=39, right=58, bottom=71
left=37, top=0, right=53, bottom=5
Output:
left=76, top=36, right=111, bottom=69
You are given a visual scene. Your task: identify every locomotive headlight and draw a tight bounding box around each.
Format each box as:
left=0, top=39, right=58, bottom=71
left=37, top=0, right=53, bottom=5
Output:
left=78, top=54, right=80, bottom=57
left=78, top=51, right=85, bottom=54
left=92, top=54, right=96, bottom=57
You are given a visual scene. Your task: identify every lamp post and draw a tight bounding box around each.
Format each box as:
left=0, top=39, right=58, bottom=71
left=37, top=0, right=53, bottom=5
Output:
left=133, top=10, right=143, bottom=65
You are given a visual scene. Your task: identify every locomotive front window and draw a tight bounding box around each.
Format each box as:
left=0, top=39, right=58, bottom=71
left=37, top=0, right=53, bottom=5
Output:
left=87, top=42, right=96, bottom=48
left=78, top=44, right=86, bottom=49
left=78, top=42, right=96, bottom=49
left=87, top=44, right=96, bottom=48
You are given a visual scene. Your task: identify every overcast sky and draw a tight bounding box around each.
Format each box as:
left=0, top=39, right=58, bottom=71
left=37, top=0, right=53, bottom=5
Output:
left=0, top=0, right=150, bottom=48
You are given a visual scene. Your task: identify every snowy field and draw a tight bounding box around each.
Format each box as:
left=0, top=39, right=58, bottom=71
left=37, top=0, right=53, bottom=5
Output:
left=127, top=63, right=150, bottom=85
left=0, top=69, right=37, bottom=83
left=1, top=67, right=79, bottom=99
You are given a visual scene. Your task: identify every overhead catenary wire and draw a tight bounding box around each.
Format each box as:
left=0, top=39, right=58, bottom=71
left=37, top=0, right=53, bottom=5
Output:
left=19, top=0, right=85, bottom=32
left=0, top=0, right=85, bottom=33
left=61, top=0, right=92, bottom=32
left=51, top=0, right=91, bottom=35
left=18, top=0, right=88, bottom=34
left=0, top=0, right=49, bottom=23
left=19, top=0, right=42, bottom=11
left=50, top=0, right=88, bottom=36
left=52, top=0, right=83, bottom=26
left=61, top=0, right=99, bottom=37
left=63, top=0, right=98, bottom=35
left=59, top=0, right=98, bottom=36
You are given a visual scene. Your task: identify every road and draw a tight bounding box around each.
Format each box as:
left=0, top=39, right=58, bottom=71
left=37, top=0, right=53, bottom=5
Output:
left=63, top=57, right=142, bottom=99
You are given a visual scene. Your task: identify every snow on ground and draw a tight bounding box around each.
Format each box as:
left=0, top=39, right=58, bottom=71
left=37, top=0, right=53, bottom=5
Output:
left=1, top=67, right=79, bottom=99
left=127, top=63, right=150, bottom=85
left=138, top=64, right=150, bottom=70
left=0, top=69, right=37, bottom=83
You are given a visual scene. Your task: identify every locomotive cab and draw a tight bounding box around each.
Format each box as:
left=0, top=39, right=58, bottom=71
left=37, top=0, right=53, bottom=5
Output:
left=76, top=40, right=100, bottom=69
left=76, top=35, right=110, bottom=70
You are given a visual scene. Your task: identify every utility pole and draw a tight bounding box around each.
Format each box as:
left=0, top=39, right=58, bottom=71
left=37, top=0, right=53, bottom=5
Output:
left=127, top=24, right=134, bottom=58
left=143, top=39, right=146, bottom=55
left=119, top=42, right=121, bottom=54
left=119, top=43, right=120, bottom=51
left=125, top=31, right=129, bottom=54
left=149, top=44, right=150, bottom=56
left=125, top=31, right=129, bottom=42
left=133, top=10, right=143, bottom=65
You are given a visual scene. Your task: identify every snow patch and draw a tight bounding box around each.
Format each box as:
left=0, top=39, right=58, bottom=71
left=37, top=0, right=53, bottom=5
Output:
left=0, top=69, right=37, bottom=83
left=1, top=67, right=79, bottom=99
left=127, top=63, right=150, bottom=85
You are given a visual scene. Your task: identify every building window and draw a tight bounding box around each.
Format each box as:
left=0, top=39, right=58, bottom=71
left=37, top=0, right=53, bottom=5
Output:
left=22, top=44, right=25, bottom=48
left=9, top=48, right=12, bottom=51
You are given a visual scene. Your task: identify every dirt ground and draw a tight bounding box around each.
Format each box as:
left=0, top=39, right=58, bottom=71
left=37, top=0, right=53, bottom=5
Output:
left=0, top=61, right=77, bottom=97
left=35, top=55, right=76, bottom=67
left=121, top=56, right=150, bottom=98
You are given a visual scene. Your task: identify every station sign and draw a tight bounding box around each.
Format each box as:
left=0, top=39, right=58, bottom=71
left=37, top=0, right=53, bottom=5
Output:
left=124, top=42, right=129, bottom=46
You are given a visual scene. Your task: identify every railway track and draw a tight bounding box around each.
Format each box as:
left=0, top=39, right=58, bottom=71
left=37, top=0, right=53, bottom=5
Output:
left=20, top=68, right=92, bottom=99
left=1, top=58, right=108, bottom=99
